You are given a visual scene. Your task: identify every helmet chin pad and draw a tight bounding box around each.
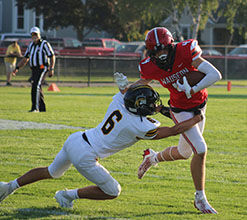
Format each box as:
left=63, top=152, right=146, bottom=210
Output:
left=149, top=44, right=175, bottom=71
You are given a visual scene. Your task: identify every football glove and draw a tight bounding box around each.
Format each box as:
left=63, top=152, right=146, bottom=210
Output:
left=114, top=72, right=129, bottom=90
left=176, top=76, right=192, bottom=99
left=160, top=105, right=172, bottom=119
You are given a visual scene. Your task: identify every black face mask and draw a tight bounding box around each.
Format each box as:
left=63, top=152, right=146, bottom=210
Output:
left=149, top=44, right=176, bottom=71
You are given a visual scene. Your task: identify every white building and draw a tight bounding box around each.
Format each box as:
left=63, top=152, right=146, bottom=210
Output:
left=0, top=0, right=43, bottom=35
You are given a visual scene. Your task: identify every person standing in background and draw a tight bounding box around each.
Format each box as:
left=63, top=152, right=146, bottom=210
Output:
left=4, top=40, right=22, bottom=86
left=12, top=27, right=55, bottom=112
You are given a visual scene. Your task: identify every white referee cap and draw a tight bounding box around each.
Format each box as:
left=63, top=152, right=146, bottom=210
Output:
left=30, top=26, right=40, bottom=35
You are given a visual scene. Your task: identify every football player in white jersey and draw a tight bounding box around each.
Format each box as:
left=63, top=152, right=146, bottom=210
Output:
left=0, top=73, right=202, bottom=208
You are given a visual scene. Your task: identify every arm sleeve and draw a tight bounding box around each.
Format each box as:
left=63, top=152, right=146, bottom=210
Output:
left=192, top=60, right=222, bottom=93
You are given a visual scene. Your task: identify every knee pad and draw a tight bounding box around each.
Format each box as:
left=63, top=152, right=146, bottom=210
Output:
left=100, top=179, right=121, bottom=197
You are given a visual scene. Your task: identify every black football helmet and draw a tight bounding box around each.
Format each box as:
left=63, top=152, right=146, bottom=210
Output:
left=124, top=85, right=162, bottom=116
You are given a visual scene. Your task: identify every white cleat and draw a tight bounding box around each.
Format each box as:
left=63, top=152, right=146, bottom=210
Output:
left=0, top=182, right=13, bottom=203
left=138, top=149, right=158, bottom=179
left=54, top=190, right=74, bottom=208
left=194, top=193, right=218, bottom=214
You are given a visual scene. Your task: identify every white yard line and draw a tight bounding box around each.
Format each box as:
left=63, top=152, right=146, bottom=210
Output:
left=0, top=119, right=86, bottom=130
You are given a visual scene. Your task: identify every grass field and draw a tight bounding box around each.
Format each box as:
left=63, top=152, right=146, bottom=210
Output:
left=0, top=85, right=246, bottom=219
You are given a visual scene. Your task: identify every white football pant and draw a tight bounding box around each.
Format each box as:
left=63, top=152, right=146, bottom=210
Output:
left=170, top=105, right=207, bottom=158
left=48, top=131, right=121, bottom=197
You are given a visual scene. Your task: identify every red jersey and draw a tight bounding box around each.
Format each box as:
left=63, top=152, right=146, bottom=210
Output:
left=139, top=39, right=208, bottom=109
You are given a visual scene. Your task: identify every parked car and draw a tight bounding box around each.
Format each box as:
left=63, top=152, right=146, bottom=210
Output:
left=82, top=38, right=120, bottom=49
left=0, top=33, right=30, bottom=41
left=81, top=38, right=121, bottom=56
left=43, top=37, right=83, bottom=56
left=46, top=37, right=82, bottom=49
left=202, top=49, right=222, bottom=56
left=227, top=44, right=247, bottom=57
left=113, top=41, right=146, bottom=58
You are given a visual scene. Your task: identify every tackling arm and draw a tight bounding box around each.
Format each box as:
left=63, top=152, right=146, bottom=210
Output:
left=152, top=114, right=203, bottom=140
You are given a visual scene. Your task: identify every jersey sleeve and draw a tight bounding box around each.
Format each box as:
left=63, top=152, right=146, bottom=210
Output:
left=144, top=127, right=158, bottom=138
left=44, top=41, right=55, bottom=57
left=190, top=40, right=202, bottom=61
left=139, top=58, right=159, bottom=80
left=134, top=117, right=161, bottom=140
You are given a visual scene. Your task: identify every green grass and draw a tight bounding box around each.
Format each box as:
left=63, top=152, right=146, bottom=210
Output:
left=1, top=73, right=247, bottom=85
left=0, top=85, right=246, bottom=219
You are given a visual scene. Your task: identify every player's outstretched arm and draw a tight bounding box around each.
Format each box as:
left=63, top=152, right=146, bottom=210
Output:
left=153, top=114, right=203, bottom=140
left=114, top=72, right=129, bottom=94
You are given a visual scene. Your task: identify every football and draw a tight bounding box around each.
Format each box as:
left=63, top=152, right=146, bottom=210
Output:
left=178, top=71, right=205, bottom=87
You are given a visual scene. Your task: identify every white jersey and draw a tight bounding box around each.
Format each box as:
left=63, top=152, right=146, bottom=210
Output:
left=86, top=92, right=160, bottom=158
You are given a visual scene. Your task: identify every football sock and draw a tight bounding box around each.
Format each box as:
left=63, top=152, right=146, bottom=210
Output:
left=196, top=190, right=206, bottom=199
left=169, top=146, right=176, bottom=161
left=66, top=189, right=79, bottom=200
left=158, top=151, right=166, bottom=162
left=10, top=179, right=20, bottom=191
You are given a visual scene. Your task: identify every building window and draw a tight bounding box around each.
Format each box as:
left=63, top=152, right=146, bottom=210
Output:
left=17, top=4, right=24, bottom=29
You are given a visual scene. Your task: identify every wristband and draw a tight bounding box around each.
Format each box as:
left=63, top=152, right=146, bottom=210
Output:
left=15, top=66, right=19, bottom=70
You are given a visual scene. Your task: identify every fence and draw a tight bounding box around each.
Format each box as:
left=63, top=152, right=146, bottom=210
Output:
left=0, top=45, right=247, bottom=86
left=200, top=45, right=247, bottom=80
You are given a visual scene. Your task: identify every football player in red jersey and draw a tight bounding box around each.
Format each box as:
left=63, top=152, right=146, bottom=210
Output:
left=135, top=27, right=222, bottom=214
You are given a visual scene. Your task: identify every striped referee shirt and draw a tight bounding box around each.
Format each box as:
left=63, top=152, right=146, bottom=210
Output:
left=24, top=39, right=54, bottom=68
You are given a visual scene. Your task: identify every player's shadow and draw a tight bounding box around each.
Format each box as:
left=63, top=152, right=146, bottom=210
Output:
left=134, top=210, right=199, bottom=218
left=133, top=202, right=200, bottom=218
left=1, top=206, right=78, bottom=219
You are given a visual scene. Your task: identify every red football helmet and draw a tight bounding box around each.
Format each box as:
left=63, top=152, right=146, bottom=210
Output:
left=145, top=27, right=174, bottom=51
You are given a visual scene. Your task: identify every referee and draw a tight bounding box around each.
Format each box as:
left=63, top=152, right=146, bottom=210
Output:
left=12, top=27, right=55, bottom=112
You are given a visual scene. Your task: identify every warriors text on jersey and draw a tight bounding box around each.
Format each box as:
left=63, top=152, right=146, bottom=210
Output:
left=139, top=39, right=208, bottom=109
left=85, top=92, right=160, bottom=158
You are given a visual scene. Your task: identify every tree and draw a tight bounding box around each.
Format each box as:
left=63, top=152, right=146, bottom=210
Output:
left=99, top=0, right=169, bottom=41
left=220, top=0, right=247, bottom=44
left=17, top=0, right=169, bottom=41
left=17, top=0, right=88, bottom=40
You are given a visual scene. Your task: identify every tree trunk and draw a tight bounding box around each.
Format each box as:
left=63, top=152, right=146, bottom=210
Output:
left=171, top=2, right=184, bottom=42
left=191, top=0, right=203, bottom=39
